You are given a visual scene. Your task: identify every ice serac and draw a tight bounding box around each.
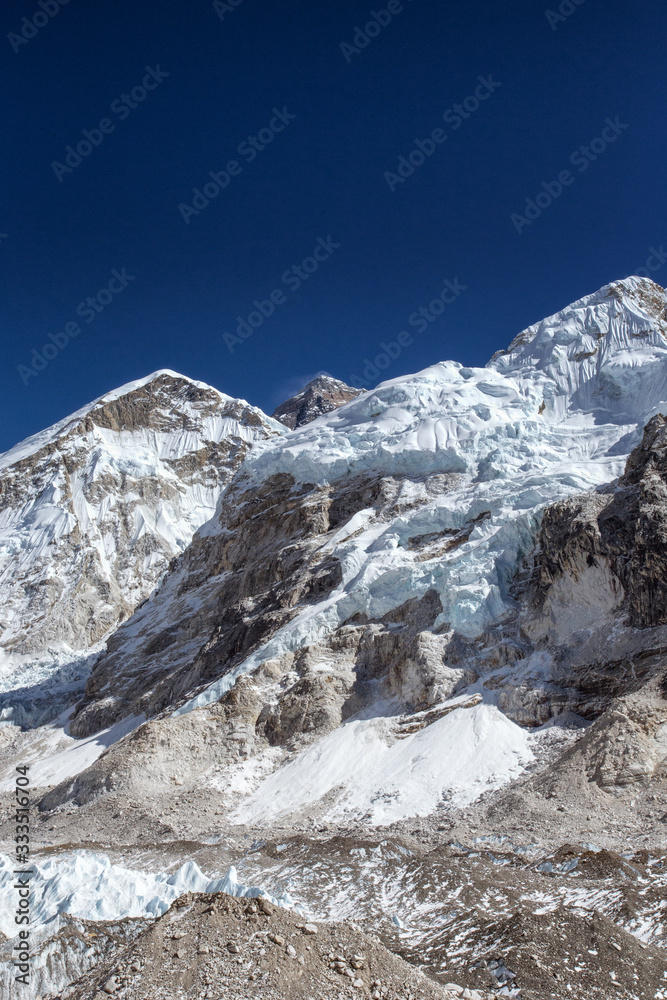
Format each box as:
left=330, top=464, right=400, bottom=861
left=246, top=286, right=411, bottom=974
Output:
left=0, top=370, right=283, bottom=725
left=271, top=374, right=363, bottom=429
left=52, top=279, right=667, bottom=826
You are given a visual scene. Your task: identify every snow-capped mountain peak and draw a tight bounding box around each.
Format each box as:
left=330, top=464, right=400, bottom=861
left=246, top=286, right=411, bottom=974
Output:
left=271, top=374, right=363, bottom=429
left=2, top=282, right=667, bottom=1000
left=0, top=370, right=283, bottom=725
left=489, top=276, right=667, bottom=422
left=65, top=278, right=667, bottom=749
left=0, top=369, right=269, bottom=471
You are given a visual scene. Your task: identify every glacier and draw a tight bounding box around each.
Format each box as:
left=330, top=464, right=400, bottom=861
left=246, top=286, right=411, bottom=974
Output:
left=177, top=277, right=667, bottom=719
left=0, top=850, right=294, bottom=940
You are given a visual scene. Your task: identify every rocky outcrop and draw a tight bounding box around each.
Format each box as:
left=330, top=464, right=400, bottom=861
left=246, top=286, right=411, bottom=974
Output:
left=68, top=471, right=337, bottom=737
left=223, top=589, right=475, bottom=751
left=68, top=470, right=467, bottom=739
left=526, top=412, right=667, bottom=633
left=472, top=414, right=667, bottom=727
left=271, top=375, right=363, bottom=429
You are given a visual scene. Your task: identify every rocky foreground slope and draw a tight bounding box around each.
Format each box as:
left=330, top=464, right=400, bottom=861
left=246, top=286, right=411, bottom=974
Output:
left=1, top=277, right=667, bottom=999
left=44, top=891, right=467, bottom=1000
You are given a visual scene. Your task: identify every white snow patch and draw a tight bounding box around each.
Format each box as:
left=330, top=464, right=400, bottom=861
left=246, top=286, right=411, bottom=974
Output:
left=0, top=715, right=144, bottom=792
left=232, top=700, right=533, bottom=827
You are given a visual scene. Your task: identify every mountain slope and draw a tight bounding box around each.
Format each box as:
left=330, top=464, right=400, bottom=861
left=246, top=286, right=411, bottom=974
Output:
left=0, top=370, right=283, bottom=725
left=56, top=279, right=667, bottom=819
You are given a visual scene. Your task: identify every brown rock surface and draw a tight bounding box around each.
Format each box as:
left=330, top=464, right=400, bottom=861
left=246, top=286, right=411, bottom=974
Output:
left=271, top=374, right=363, bottom=429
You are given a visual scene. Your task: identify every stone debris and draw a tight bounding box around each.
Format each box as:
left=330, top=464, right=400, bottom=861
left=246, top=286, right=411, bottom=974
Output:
left=44, top=892, right=485, bottom=1000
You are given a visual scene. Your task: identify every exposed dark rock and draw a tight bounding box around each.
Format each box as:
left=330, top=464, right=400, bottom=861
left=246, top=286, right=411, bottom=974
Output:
left=68, top=469, right=463, bottom=738
left=271, top=374, right=363, bottom=429
left=530, top=413, right=667, bottom=629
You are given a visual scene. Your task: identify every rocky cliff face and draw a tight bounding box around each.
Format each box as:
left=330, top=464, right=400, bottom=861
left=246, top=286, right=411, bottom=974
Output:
left=530, top=412, right=667, bottom=630
left=68, top=467, right=476, bottom=741
left=485, top=411, right=667, bottom=726
left=0, top=370, right=282, bottom=725
left=271, top=374, right=363, bottom=429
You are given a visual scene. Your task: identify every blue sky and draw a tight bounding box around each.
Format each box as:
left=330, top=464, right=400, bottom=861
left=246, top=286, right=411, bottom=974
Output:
left=1, top=0, right=666, bottom=451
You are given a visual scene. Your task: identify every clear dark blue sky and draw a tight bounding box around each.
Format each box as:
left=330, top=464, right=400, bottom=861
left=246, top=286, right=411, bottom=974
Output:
left=1, top=0, right=666, bottom=451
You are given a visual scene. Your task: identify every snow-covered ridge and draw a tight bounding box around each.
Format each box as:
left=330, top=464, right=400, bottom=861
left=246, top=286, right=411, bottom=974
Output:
left=489, top=276, right=667, bottom=422
left=0, top=370, right=243, bottom=471
left=243, top=277, right=667, bottom=485
left=0, top=370, right=283, bottom=725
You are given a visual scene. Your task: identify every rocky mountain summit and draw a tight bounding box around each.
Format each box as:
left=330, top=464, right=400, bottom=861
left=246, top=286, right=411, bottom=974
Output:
left=271, top=374, right=362, bottom=429
left=1, top=278, right=667, bottom=1000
